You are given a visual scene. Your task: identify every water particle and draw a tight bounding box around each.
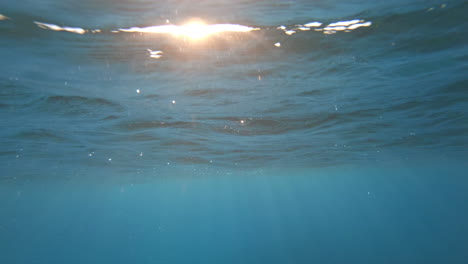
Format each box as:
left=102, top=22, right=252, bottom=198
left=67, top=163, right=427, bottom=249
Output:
left=136, top=89, right=140, bottom=93
left=274, top=42, right=281, bottom=47
left=172, top=100, right=176, bottom=104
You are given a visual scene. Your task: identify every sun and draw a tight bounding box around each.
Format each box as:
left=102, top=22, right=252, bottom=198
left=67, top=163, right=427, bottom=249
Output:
left=118, top=20, right=259, bottom=40
left=180, top=21, right=212, bottom=40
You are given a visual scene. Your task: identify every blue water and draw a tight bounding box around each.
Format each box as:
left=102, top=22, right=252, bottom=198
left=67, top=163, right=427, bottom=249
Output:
left=1, top=0, right=467, bottom=263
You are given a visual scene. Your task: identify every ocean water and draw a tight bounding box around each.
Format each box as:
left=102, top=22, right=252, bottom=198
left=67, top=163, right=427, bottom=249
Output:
left=1, top=0, right=467, bottom=263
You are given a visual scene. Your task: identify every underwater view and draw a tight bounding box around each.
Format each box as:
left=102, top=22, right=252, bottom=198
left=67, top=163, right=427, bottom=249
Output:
left=1, top=0, right=467, bottom=263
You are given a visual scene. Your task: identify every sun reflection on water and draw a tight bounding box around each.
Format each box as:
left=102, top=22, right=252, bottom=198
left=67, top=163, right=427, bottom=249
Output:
left=26, top=17, right=373, bottom=59
left=119, top=21, right=260, bottom=40
left=180, top=21, right=211, bottom=39
left=30, top=18, right=372, bottom=38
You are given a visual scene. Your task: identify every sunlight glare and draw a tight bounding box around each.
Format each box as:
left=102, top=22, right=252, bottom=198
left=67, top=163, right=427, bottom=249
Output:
left=118, top=20, right=259, bottom=40
left=180, top=21, right=211, bottom=40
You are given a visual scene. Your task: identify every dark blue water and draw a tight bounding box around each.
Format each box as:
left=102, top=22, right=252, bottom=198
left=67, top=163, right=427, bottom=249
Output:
left=1, top=0, right=467, bottom=263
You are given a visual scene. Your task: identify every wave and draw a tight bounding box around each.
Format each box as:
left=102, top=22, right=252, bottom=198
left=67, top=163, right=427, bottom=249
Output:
left=0, top=0, right=466, bottom=170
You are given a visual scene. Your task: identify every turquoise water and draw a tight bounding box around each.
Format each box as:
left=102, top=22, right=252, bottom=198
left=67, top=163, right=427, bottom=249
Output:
left=1, top=163, right=468, bottom=263
left=1, top=0, right=467, bottom=263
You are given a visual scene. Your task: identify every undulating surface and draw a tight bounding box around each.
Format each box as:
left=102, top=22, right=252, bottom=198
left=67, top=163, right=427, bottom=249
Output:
left=0, top=0, right=467, bottom=263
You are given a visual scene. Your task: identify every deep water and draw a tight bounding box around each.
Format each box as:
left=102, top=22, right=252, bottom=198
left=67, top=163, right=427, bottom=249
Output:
left=1, top=0, right=467, bottom=263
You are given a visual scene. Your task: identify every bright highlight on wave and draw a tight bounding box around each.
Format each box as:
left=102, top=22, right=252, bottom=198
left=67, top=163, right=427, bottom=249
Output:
left=34, top=21, right=87, bottom=34
left=279, top=19, right=372, bottom=35
left=321, top=20, right=372, bottom=34
left=119, top=22, right=260, bottom=39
